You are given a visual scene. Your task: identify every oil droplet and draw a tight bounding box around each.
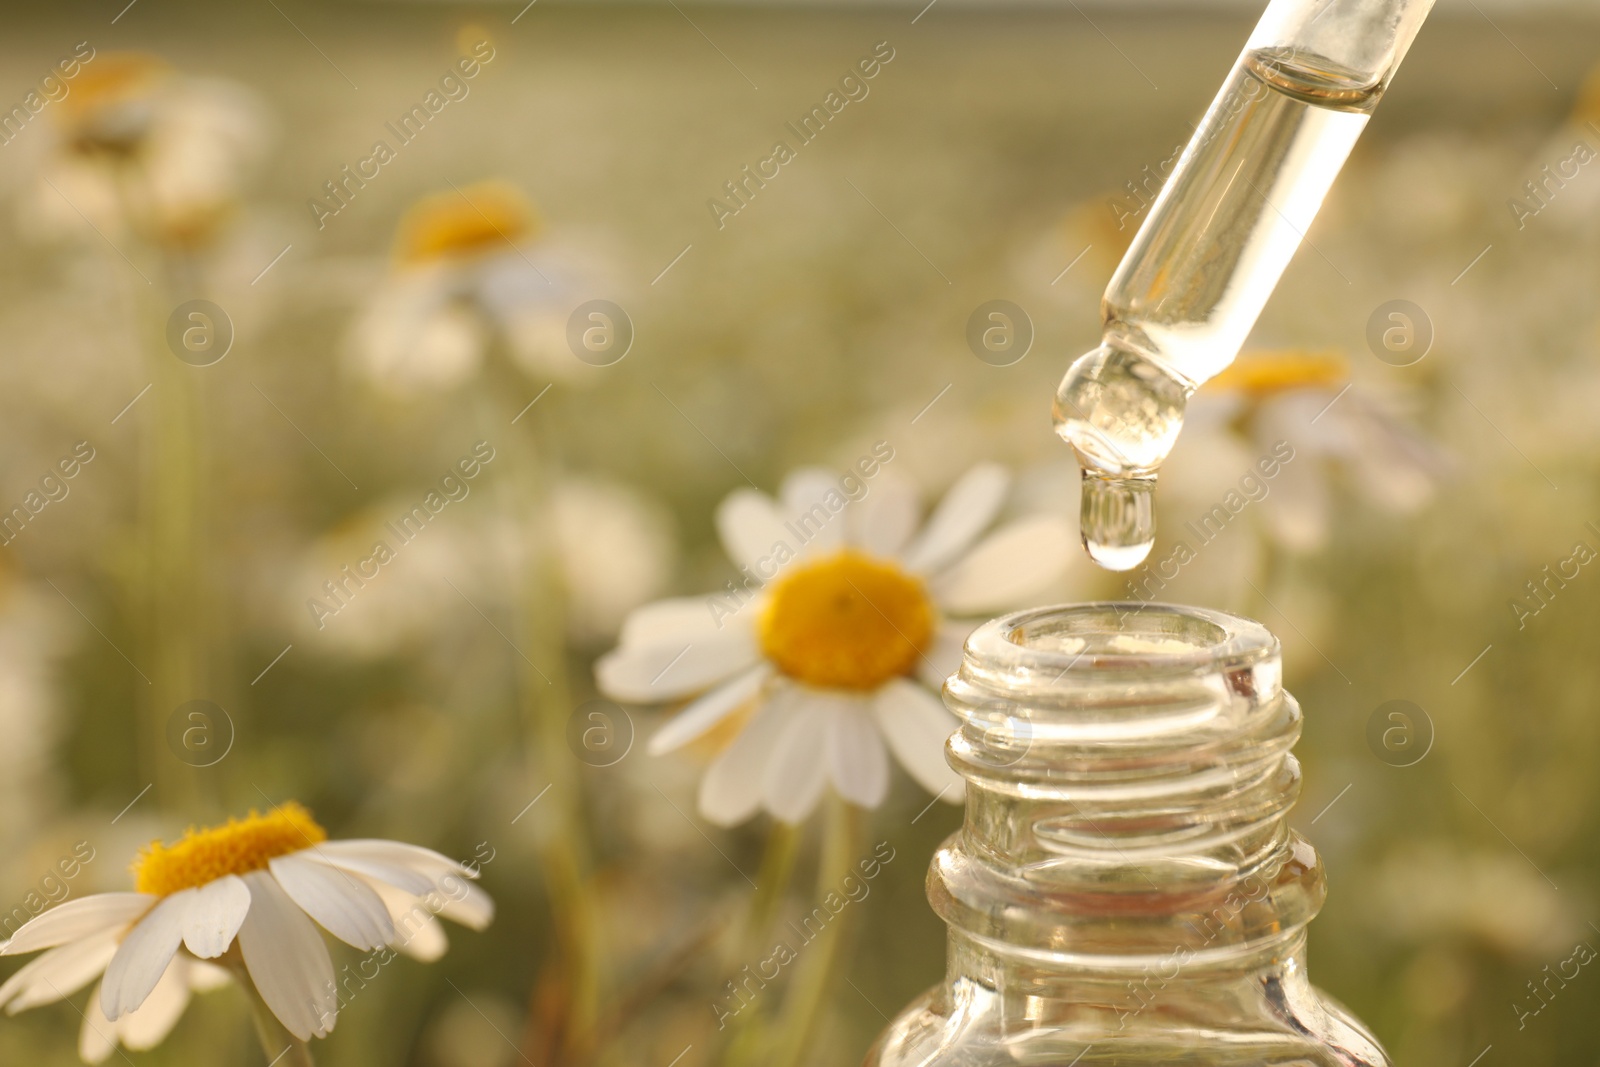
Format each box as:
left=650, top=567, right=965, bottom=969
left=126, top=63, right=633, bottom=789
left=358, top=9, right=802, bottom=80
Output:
left=1080, top=474, right=1155, bottom=571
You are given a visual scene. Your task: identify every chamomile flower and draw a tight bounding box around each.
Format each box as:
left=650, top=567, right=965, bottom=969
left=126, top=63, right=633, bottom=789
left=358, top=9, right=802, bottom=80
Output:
left=1169, top=349, right=1442, bottom=554
left=30, top=53, right=267, bottom=250
left=0, top=804, right=491, bottom=1063
left=348, top=181, right=591, bottom=393
left=596, top=464, right=1076, bottom=826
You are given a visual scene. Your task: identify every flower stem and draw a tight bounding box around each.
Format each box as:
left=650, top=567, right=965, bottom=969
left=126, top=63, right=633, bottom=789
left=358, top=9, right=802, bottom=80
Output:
left=117, top=190, right=210, bottom=818
left=480, top=354, right=604, bottom=1065
left=739, top=821, right=801, bottom=960
left=765, top=797, right=865, bottom=1067
left=715, top=822, right=802, bottom=1064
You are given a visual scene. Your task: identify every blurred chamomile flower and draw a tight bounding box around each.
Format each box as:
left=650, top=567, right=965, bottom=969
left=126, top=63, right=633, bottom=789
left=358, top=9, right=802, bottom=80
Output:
left=498, top=476, right=677, bottom=644
left=348, top=181, right=594, bottom=394
left=29, top=52, right=267, bottom=251
left=0, top=573, right=70, bottom=833
left=1169, top=349, right=1443, bottom=555
left=596, top=464, right=1076, bottom=826
left=0, top=804, right=490, bottom=1063
left=291, top=475, right=673, bottom=655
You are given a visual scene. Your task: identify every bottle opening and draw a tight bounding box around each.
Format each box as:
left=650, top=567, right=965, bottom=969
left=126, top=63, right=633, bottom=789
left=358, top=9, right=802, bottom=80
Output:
left=947, top=603, right=1287, bottom=759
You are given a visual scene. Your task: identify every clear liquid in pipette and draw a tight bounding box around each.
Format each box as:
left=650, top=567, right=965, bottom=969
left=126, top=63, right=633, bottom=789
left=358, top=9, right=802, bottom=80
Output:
left=1061, top=47, right=1383, bottom=571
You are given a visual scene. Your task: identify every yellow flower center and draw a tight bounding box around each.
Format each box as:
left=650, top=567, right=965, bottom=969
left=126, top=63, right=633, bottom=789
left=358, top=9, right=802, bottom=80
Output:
left=55, top=53, right=169, bottom=152
left=1204, top=349, right=1348, bottom=398
left=132, top=803, right=326, bottom=896
left=394, top=180, right=539, bottom=265
left=1573, top=62, right=1600, bottom=126
left=758, top=550, right=935, bottom=691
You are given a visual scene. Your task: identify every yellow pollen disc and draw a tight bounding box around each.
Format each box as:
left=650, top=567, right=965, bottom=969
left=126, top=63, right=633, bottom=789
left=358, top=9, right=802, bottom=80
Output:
left=758, top=550, right=935, bottom=691
left=1572, top=62, right=1600, bottom=126
left=394, top=180, right=539, bottom=265
left=55, top=53, right=169, bottom=129
left=1204, top=349, right=1349, bottom=399
left=132, top=803, right=327, bottom=897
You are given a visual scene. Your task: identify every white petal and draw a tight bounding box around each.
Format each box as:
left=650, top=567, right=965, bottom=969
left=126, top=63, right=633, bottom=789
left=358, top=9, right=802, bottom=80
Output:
left=900, top=464, right=1010, bottom=574
left=780, top=468, right=845, bottom=554
left=1260, top=465, right=1331, bottom=553
left=0, top=933, right=118, bottom=1013
left=763, top=697, right=834, bottom=824
left=305, top=852, right=435, bottom=898
left=116, top=956, right=193, bottom=1051
left=916, top=621, right=973, bottom=690
left=350, top=277, right=482, bottom=393
left=828, top=703, right=890, bottom=809
left=269, top=854, right=395, bottom=951
left=851, top=474, right=919, bottom=558
left=932, top=516, right=1075, bottom=614
left=595, top=634, right=758, bottom=702
left=873, top=679, right=964, bottom=798
left=715, top=488, right=788, bottom=571
left=312, top=840, right=476, bottom=884
left=698, top=694, right=796, bottom=827
left=367, top=881, right=448, bottom=962
left=431, top=882, right=494, bottom=932
left=648, top=664, right=771, bottom=755
left=237, top=870, right=337, bottom=1041
left=78, top=983, right=117, bottom=1065
left=1, top=894, right=154, bottom=955
left=180, top=875, right=251, bottom=959
left=618, top=597, right=727, bottom=648
left=100, top=891, right=193, bottom=1021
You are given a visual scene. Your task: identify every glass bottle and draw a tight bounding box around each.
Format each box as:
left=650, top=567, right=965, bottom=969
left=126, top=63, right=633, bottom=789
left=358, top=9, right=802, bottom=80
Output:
left=866, top=603, right=1388, bottom=1066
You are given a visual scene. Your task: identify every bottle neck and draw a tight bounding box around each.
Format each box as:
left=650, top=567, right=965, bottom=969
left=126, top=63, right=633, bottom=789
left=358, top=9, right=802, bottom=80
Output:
left=929, top=604, right=1325, bottom=990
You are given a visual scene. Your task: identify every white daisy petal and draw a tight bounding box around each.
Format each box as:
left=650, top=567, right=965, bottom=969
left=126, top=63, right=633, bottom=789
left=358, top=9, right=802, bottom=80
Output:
left=100, top=891, right=193, bottom=1021
left=1260, top=462, right=1332, bottom=553
left=828, top=703, right=890, bottom=809
left=313, top=840, right=476, bottom=884
left=0, top=933, right=118, bottom=1013
left=302, top=853, right=436, bottom=899
left=618, top=597, right=730, bottom=648
left=1, top=894, right=155, bottom=955
left=78, top=983, right=117, bottom=1066
left=851, top=474, right=919, bottom=558
left=367, top=881, right=449, bottom=962
left=781, top=467, right=845, bottom=554
left=698, top=693, right=798, bottom=827
left=763, top=697, right=834, bottom=824
left=715, top=488, right=789, bottom=572
left=873, top=679, right=964, bottom=798
left=431, top=882, right=494, bottom=932
left=932, top=516, right=1075, bottom=615
left=269, top=854, right=395, bottom=951
left=595, top=634, right=759, bottom=702
left=237, top=870, right=337, bottom=1041
left=117, top=956, right=194, bottom=1052
left=647, top=664, right=771, bottom=756
left=916, top=621, right=973, bottom=690
left=901, top=464, right=1011, bottom=574
left=180, top=875, right=251, bottom=959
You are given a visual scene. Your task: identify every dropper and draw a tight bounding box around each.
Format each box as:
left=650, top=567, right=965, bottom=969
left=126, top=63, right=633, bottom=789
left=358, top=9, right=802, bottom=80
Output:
left=1055, top=0, right=1436, bottom=570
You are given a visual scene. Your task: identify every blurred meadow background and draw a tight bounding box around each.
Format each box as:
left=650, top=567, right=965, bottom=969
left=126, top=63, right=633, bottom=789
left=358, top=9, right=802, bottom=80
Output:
left=0, top=0, right=1598, bottom=1064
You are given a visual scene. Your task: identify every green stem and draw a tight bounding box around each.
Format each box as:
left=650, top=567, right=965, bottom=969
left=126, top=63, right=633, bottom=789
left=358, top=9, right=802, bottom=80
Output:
left=117, top=162, right=209, bottom=818
left=739, top=821, right=801, bottom=961
left=715, top=822, right=802, bottom=1064
left=765, top=798, right=865, bottom=1067
left=481, top=354, right=604, bottom=1066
